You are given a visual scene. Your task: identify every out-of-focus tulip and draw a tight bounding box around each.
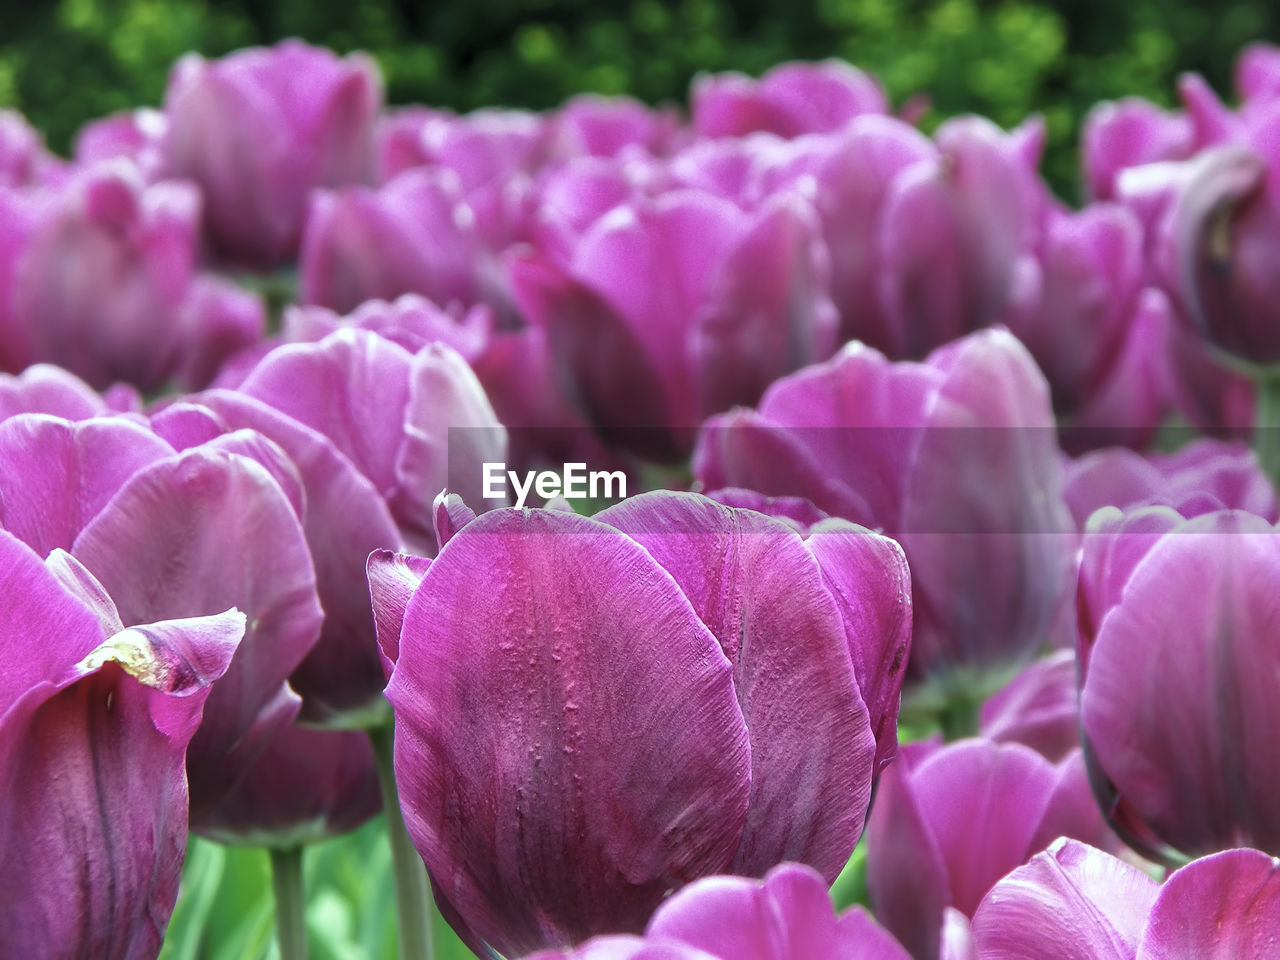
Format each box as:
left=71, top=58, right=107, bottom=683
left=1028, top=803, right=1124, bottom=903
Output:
left=0, top=163, right=263, bottom=390
left=74, top=108, right=168, bottom=180
left=1076, top=506, right=1280, bottom=861
left=0, top=364, right=110, bottom=421
left=1064, top=437, right=1279, bottom=527
left=0, top=529, right=244, bottom=959
left=0, top=109, right=62, bottom=187
left=373, top=492, right=911, bottom=956
left=695, top=328, right=1074, bottom=686
left=691, top=60, right=889, bottom=139
left=1007, top=204, right=1167, bottom=450
left=550, top=94, right=682, bottom=158
left=191, top=328, right=506, bottom=724
left=1082, top=98, right=1195, bottom=202
left=162, top=39, right=382, bottom=268
left=283, top=295, right=493, bottom=363
left=979, top=650, right=1080, bottom=763
left=195, top=720, right=382, bottom=848
left=511, top=187, right=838, bottom=460
left=866, top=739, right=1111, bottom=960
left=0, top=413, right=323, bottom=827
left=300, top=168, right=487, bottom=314
left=528, top=863, right=957, bottom=960
left=972, top=838, right=1280, bottom=960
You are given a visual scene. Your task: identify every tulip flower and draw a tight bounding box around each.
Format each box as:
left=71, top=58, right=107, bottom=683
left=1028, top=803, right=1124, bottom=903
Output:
left=866, top=738, right=1112, bottom=960
left=74, top=108, right=168, bottom=180
left=0, top=528, right=243, bottom=959
left=972, top=838, right=1280, bottom=959
left=694, top=328, right=1074, bottom=687
left=528, top=863, right=963, bottom=960
left=691, top=60, right=889, bottom=139
left=0, top=412, right=323, bottom=827
left=282, top=295, right=493, bottom=363
left=0, top=162, right=263, bottom=390
left=195, top=720, right=382, bottom=848
left=1076, top=506, right=1280, bottom=861
left=372, top=491, right=911, bottom=956
left=0, top=364, right=111, bottom=422
left=191, top=328, right=507, bottom=724
left=1082, top=98, right=1195, bottom=202
left=550, top=94, right=682, bottom=158
left=979, top=650, right=1080, bottom=763
left=510, top=186, right=838, bottom=460
left=0, top=109, right=61, bottom=187
left=162, top=39, right=382, bottom=268
left=300, top=168, right=489, bottom=314
left=1063, top=437, right=1279, bottom=528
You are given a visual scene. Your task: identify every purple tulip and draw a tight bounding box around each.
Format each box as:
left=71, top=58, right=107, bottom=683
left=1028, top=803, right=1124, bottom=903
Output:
left=1082, top=98, right=1195, bottom=202
left=866, top=738, right=1112, bottom=960
left=1006, top=204, right=1167, bottom=450
left=694, top=328, right=1074, bottom=684
left=979, top=650, right=1080, bottom=763
left=0, top=364, right=111, bottom=421
left=281, top=294, right=494, bottom=363
left=0, top=109, right=62, bottom=187
left=529, top=862, right=960, bottom=960
left=1064, top=438, right=1279, bottom=528
left=691, top=60, right=889, bottom=139
left=0, top=528, right=243, bottom=959
left=195, top=719, right=382, bottom=848
left=972, top=838, right=1280, bottom=959
left=300, top=168, right=489, bottom=314
left=0, top=163, right=263, bottom=390
left=0, top=412, right=323, bottom=827
left=511, top=187, right=838, bottom=459
left=550, top=94, right=682, bottom=158
left=373, top=492, right=911, bottom=955
left=74, top=108, right=168, bottom=181
left=191, top=328, right=506, bottom=723
left=162, top=39, right=382, bottom=268
left=1076, top=506, right=1280, bottom=861
left=377, top=106, right=549, bottom=186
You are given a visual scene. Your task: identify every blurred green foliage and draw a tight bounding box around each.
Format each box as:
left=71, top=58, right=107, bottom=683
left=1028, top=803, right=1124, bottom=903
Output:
left=1, top=0, right=1277, bottom=196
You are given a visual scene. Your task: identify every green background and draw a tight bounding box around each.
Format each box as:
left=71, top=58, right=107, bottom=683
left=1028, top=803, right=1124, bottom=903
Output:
left=1, top=0, right=1277, bottom=197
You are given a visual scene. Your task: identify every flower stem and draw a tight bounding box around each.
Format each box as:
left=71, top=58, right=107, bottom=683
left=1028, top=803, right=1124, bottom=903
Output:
left=1255, top=372, right=1280, bottom=487
left=369, top=721, right=435, bottom=960
left=269, top=846, right=308, bottom=960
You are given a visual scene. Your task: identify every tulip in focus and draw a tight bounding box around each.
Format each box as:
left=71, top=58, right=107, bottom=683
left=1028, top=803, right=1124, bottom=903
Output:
left=371, top=491, right=912, bottom=956
left=0, top=529, right=244, bottom=959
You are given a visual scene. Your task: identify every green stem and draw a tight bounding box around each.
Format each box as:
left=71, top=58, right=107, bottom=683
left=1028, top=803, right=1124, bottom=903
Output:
left=269, top=846, right=308, bottom=960
left=938, top=696, right=981, bottom=742
left=1255, top=372, right=1280, bottom=488
left=369, top=722, right=435, bottom=960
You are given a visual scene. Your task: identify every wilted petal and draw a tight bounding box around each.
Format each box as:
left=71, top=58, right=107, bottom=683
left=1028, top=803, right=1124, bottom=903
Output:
left=71, top=446, right=322, bottom=822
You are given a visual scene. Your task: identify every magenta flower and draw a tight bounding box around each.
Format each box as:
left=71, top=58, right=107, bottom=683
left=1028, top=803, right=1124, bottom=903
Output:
left=193, top=328, right=507, bottom=723
left=510, top=187, right=838, bottom=459
left=549, top=94, right=682, bottom=158
left=1076, top=506, right=1280, bottom=861
left=0, top=162, right=263, bottom=390
left=865, top=738, right=1111, bottom=960
left=74, top=108, right=168, bottom=181
left=691, top=60, right=889, bottom=139
left=0, top=412, right=323, bottom=827
left=0, top=109, right=62, bottom=188
left=1082, top=98, right=1194, bottom=202
left=1064, top=438, right=1279, bottom=528
left=980, top=650, right=1080, bottom=763
left=694, top=328, right=1074, bottom=683
left=372, top=492, right=911, bottom=956
left=300, top=168, right=489, bottom=314
left=0, top=528, right=243, bottom=959
left=162, top=39, right=382, bottom=268
left=529, top=863, right=959, bottom=960
left=973, top=838, right=1280, bottom=959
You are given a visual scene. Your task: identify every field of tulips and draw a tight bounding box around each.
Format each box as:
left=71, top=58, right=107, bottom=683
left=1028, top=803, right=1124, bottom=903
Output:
left=7, top=33, right=1280, bottom=960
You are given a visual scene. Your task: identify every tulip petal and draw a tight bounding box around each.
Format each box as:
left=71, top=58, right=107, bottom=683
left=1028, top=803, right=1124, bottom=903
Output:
left=597, top=492, right=875, bottom=880
left=366, top=548, right=431, bottom=674
left=1138, top=848, right=1280, bottom=959
left=972, top=838, right=1158, bottom=960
